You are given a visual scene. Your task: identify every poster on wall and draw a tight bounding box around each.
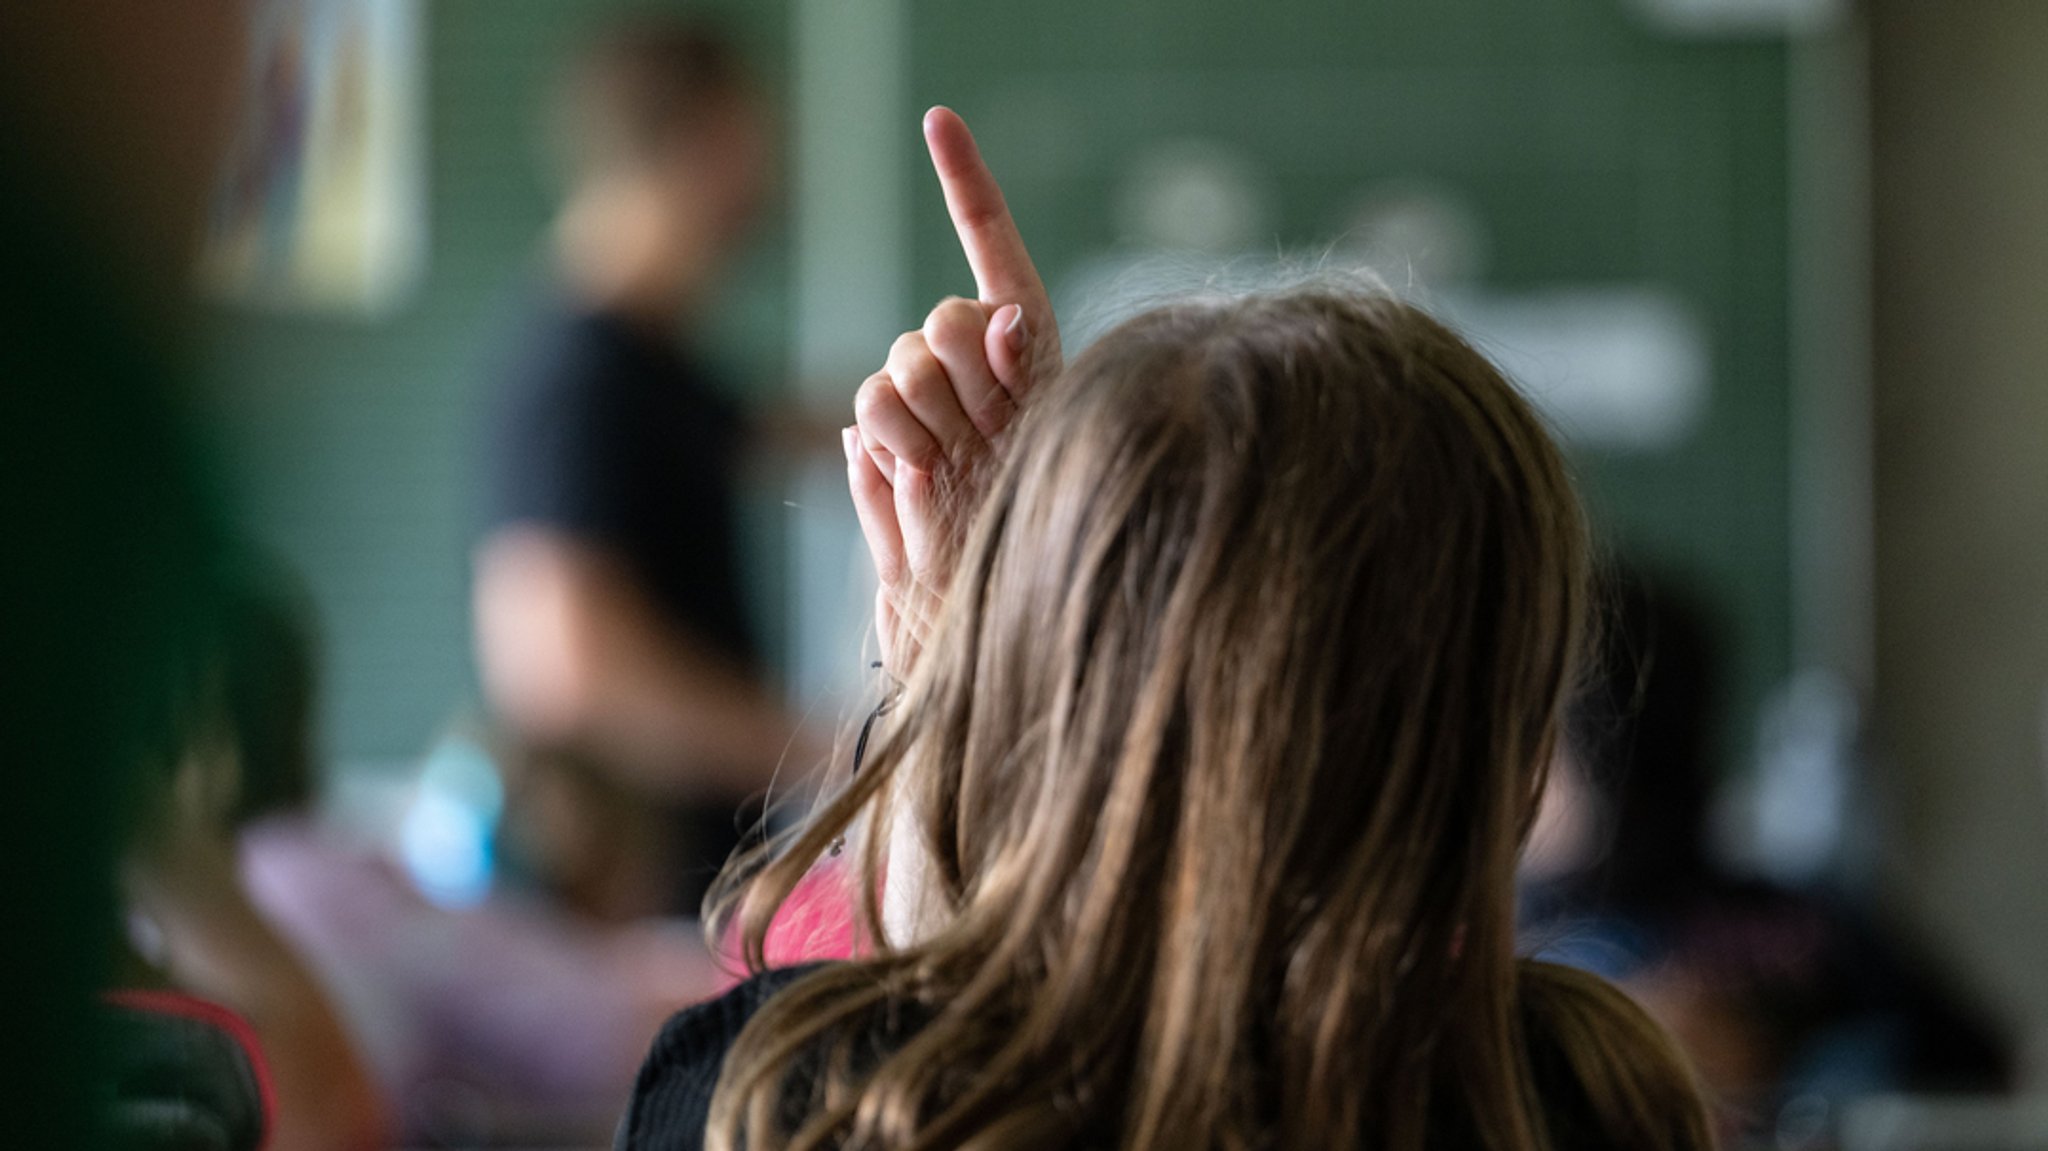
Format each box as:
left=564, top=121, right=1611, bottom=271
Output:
left=198, top=0, right=425, bottom=316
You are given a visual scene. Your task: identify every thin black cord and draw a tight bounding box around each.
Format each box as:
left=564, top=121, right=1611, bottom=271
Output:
left=852, top=661, right=892, bottom=777
left=830, top=661, right=894, bottom=857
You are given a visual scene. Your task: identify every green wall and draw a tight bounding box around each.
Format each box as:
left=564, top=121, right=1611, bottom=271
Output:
left=909, top=0, right=1791, bottom=771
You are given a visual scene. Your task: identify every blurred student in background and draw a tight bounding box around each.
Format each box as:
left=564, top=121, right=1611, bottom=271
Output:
left=119, top=559, right=385, bottom=1151
left=231, top=558, right=726, bottom=1144
left=474, top=19, right=805, bottom=922
left=1522, top=567, right=2010, bottom=1146
left=1, top=3, right=241, bottom=1146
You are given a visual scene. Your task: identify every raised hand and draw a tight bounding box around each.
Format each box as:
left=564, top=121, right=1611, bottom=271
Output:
left=845, top=107, right=1060, bottom=672
left=921, top=105, right=1060, bottom=384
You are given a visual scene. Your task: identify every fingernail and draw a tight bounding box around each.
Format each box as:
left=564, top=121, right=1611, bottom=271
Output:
left=841, top=426, right=857, bottom=462
left=1000, top=305, right=1027, bottom=354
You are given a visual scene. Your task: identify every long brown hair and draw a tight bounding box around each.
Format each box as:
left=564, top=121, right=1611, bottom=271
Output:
left=708, top=289, right=1710, bottom=1150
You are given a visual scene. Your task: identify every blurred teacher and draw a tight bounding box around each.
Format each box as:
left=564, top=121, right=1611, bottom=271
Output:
left=475, top=21, right=797, bottom=920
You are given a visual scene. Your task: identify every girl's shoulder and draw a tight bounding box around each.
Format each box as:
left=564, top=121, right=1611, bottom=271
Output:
left=617, top=964, right=826, bottom=1151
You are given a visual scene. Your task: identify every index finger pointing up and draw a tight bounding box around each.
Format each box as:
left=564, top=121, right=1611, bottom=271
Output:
left=924, top=106, right=1049, bottom=316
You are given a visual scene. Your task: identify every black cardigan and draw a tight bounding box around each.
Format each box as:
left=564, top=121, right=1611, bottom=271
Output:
left=616, top=966, right=820, bottom=1151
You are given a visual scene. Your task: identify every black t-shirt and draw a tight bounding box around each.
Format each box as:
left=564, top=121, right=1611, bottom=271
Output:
left=485, top=300, right=759, bottom=670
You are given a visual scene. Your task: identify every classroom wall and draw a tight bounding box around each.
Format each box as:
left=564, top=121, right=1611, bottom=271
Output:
left=1871, top=0, right=2048, bottom=1060
left=200, top=0, right=1797, bottom=799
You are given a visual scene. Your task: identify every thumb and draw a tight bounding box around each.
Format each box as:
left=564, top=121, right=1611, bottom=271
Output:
left=984, top=302, right=1032, bottom=398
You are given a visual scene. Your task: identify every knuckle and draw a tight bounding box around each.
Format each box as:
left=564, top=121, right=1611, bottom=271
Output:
left=887, top=330, right=926, bottom=366
left=852, top=372, right=893, bottom=422
left=894, top=357, right=947, bottom=409
left=955, top=199, right=1004, bottom=232
left=922, top=297, right=985, bottom=347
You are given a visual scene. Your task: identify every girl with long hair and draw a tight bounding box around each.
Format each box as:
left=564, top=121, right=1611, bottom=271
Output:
left=619, top=107, right=1713, bottom=1151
